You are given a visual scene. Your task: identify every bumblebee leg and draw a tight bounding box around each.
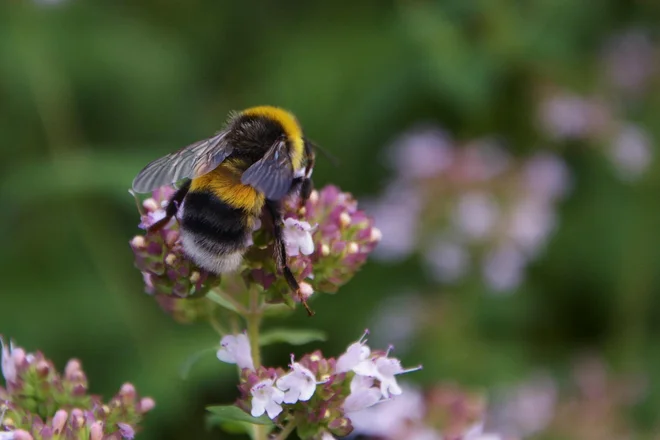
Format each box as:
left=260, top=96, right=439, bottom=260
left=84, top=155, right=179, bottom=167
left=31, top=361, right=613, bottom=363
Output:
left=148, top=180, right=190, bottom=232
left=265, top=199, right=315, bottom=316
left=298, top=139, right=316, bottom=210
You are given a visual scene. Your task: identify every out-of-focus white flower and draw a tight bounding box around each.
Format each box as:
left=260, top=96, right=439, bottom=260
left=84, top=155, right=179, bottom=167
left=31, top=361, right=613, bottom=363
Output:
left=217, top=334, right=255, bottom=371
left=482, top=245, right=527, bottom=293
left=523, top=152, right=571, bottom=200
left=608, top=124, right=652, bottom=181
left=460, top=139, right=511, bottom=181
left=251, top=379, right=285, bottom=419
left=603, top=30, right=656, bottom=94
left=348, top=385, right=426, bottom=438
left=489, top=374, right=557, bottom=438
left=423, top=238, right=469, bottom=283
left=453, top=192, right=500, bottom=241
left=464, top=422, right=503, bottom=440
left=1, top=338, right=18, bottom=383
left=507, top=198, right=556, bottom=256
left=539, top=93, right=608, bottom=140
left=353, top=353, right=422, bottom=399
left=386, top=127, right=455, bottom=179
left=368, top=184, right=421, bottom=262
left=343, top=375, right=382, bottom=413
left=276, top=360, right=317, bottom=404
left=282, top=218, right=315, bottom=256
left=335, top=331, right=371, bottom=374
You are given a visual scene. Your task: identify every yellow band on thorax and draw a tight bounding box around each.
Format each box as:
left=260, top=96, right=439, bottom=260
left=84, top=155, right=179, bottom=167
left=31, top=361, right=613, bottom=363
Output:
left=190, top=163, right=265, bottom=213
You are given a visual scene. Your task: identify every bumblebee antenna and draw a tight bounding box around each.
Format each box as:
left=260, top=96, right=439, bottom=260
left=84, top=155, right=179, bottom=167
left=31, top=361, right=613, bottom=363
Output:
left=306, top=139, right=340, bottom=167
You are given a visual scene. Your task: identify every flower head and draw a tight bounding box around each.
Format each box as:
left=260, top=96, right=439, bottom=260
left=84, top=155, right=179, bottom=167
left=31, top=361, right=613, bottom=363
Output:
left=283, top=218, right=316, bottom=257
left=276, top=357, right=318, bottom=404
left=251, top=379, right=285, bottom=419
left=335, top=330, right=370, bottom=374
left=217, top=334, right=255, bottom=371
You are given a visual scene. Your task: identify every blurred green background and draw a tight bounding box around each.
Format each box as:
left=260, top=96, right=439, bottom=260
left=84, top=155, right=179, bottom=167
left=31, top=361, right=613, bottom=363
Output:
left=2, top=1, right=660, bottom=438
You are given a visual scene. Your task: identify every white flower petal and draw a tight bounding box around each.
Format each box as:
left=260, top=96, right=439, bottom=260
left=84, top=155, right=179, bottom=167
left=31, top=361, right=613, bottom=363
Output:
left=336, top=342, right=371, bottom=374
left=1, top=339, right=17, bottom=383
left=350, top=375, right=375, bottom=393
left=217, top=334, right=255, bottom=371
left=353, top=359, right=378, bottom=377
left=251, top=397, right=266, bottom=417
left=265, top=400, right=283, bottom=419
left=343, top=387, right=382, bottom=413
left=300, top=235, right=315, bottom=255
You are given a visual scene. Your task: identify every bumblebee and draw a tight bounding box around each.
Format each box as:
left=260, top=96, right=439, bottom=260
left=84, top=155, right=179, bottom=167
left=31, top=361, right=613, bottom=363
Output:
left=132, top=106, right=316, bottom=314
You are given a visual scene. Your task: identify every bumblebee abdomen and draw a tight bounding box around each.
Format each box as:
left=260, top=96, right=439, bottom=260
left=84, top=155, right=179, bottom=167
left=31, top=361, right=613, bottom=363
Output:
left=180, top=190, right=255, bottom=274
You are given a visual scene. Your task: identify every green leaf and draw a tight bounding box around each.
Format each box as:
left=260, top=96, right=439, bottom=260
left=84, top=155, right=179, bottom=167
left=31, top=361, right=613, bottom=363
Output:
left=206, top=290, right=241, bottom=313
left=206, top=405, right=273, bottom=426
left=259, top=328, right=327, bottom=346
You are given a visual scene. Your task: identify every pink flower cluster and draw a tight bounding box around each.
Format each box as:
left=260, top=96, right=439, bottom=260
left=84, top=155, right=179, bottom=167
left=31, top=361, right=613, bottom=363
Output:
left=130, top=184, right=381, bottom=318
left=1, top=338, right=154, bottom=440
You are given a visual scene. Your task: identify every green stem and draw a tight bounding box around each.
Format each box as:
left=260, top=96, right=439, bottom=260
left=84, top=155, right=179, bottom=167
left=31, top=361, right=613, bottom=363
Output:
left=245, top=287, right=265, bottom=440
left=273, top=421, right=297, bottom=440
left=209, top=315, right=227, bottom=336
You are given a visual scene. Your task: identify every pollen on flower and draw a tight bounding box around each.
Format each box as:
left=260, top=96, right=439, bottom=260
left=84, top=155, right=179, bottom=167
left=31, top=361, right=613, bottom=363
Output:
left=189, top=271, right=201, bottom=284
left=165, top=253, right=177, bottom=265
left=339, top=212, right=352, bottom=228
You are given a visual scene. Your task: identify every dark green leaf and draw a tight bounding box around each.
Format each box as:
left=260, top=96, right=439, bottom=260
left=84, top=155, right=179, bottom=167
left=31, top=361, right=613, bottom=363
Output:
left=259, top=328, right=327, bottom=346
left=206, top=405, right=273, bottom=426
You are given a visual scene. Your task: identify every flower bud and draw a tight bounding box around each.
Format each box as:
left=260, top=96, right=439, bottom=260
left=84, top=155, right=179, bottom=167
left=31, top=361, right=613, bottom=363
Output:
left=328, top=417, right=353, bottom=437
left=65, top=359, right=82, bottom=379
left=35, top=360, right=50, bottom=376
left=90, top=421, right=104, bottom=440
left=118, top=422, right=136, bottom=439
left=299, top=282, right=314, bottom=300
left=120, top=383, right=137, bottom=402
left=370, top=227, right=382, bottom=242
left=51, top=409, right=68, bottom=433
left=130, top=236, right=146, bottom=249
left=13, top=430, right=34, bottom=440
left=139, top=397, right=156, bottom=413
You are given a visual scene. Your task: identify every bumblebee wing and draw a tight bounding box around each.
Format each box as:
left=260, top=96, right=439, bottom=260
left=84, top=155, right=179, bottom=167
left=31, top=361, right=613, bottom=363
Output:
left=241, top=138, right=293, bottom=200
left=132, top=131, right=233, bottom=193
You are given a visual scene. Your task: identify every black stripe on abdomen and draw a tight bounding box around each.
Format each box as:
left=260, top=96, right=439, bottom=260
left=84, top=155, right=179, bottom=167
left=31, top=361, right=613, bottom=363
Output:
left=181, top=190, right=250, bottom=253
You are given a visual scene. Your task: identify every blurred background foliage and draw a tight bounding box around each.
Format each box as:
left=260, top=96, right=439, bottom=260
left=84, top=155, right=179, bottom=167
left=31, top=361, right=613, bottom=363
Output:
left=1, top=0, right=660, bottom=439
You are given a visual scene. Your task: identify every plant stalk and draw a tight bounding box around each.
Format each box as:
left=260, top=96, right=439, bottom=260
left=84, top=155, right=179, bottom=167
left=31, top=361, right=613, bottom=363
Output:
left=246, top=287, right=265, bottom=440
